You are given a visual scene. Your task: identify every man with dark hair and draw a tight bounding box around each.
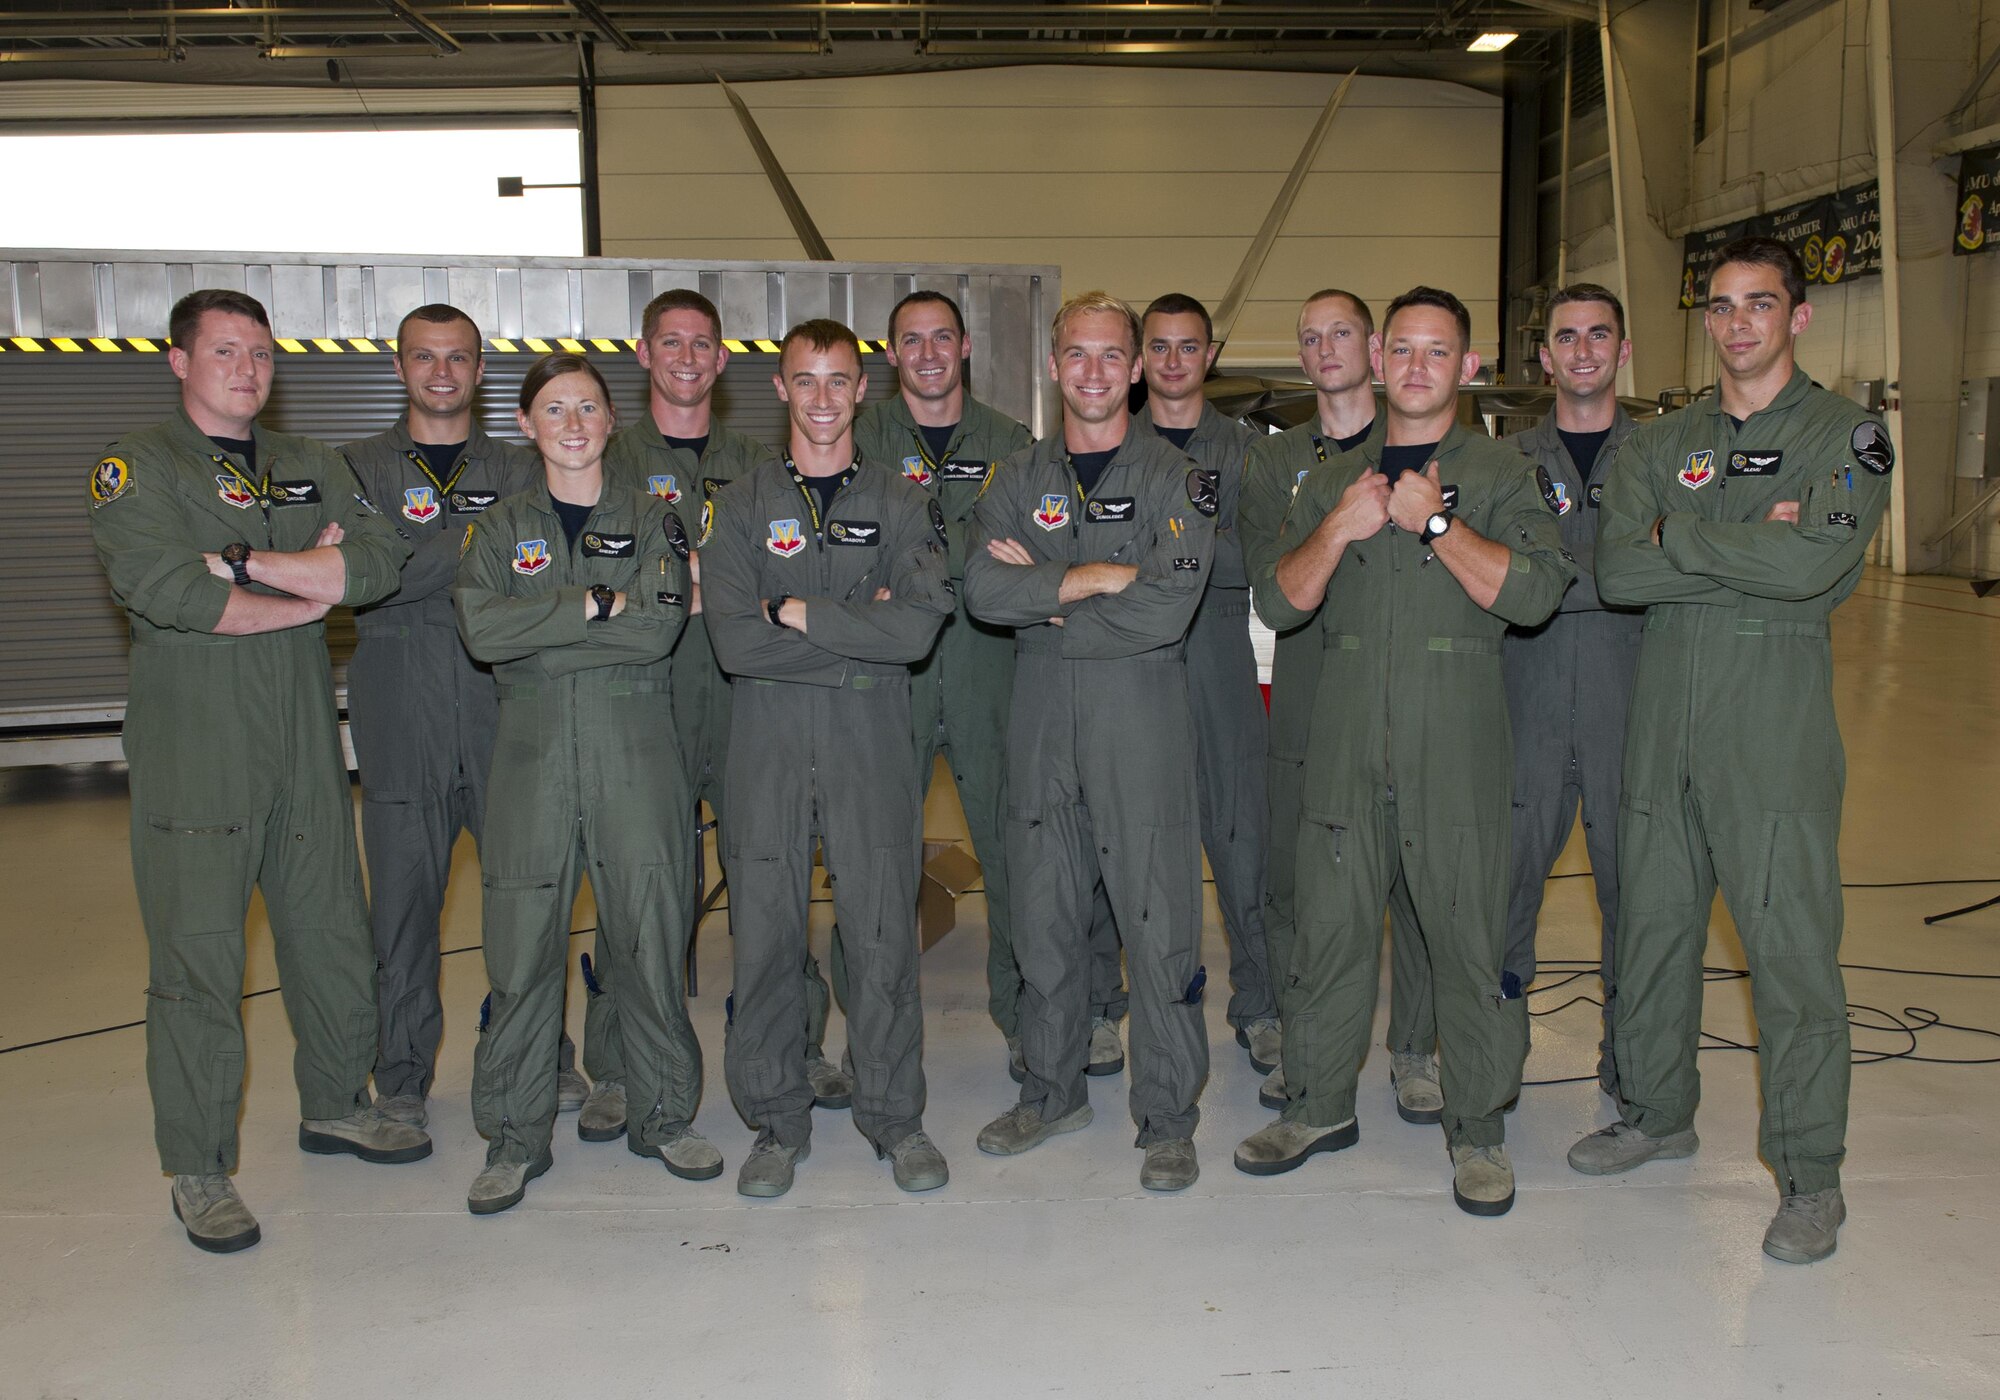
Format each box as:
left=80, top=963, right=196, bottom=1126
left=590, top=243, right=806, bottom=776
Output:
left=1239, top=288, right=1380, bottom=1112
left=340, top=304, right=554, bottom=1128
left=89, top=289, right=421, bottom=1253
left=1500, top=281, right=1642, bottom=1090
left=1571, top=237, right=1890, bottom=1264
left=1132, top=292, right=1280, bottom=1078
left=965, top=291, right=1216, bottom=1191
left=705, top=318, right=954, bottom=1199
left=596, top=289, right=857, bottom=1135
left=1232, top=285, right=1572, bottom=1217
left=854, top=289, right=1034, bottom=1075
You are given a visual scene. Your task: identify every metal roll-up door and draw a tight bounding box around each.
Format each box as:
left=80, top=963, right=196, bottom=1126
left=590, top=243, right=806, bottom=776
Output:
left=0, top=346, right=889, bottom=727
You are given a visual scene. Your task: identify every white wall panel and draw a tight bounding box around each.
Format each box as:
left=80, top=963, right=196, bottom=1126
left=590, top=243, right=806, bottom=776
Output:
left=598, top=67, right=1502, bottom=367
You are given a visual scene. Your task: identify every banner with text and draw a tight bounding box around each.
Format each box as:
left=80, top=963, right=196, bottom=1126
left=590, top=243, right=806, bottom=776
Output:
left=1679, top=180, right=1881, bottom=307
left=1955, top=144, right=2000, bottom=256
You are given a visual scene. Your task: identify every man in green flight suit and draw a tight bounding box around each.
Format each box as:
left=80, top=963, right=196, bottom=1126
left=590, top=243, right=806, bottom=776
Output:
left=1131, top=292, right=1281, bottom=1083
left=1568, top=237, right=1891, bottom=1265
left=342, top=303, right=560, bottom=1127
left=596, top=289, right=856, bottom=1133
left=1239, top=288, right=1381, bottom=1112
left=88, top=289, right=425, bottom=1254
left=705, top=319, right=954, bottom=1199
left=454, top=352, right=710, bottom=1213
left=852, top=290, right=1035, bottom=1073
left=965, top=291, right=1216, bottom=1192
left=1232, top=287, right=1572, bottom=1217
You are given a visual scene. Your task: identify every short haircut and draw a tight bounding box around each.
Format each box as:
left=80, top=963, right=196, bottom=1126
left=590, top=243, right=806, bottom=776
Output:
left=779, top=317, right=864, bottom=368
left=888, top=289, right=965, bottom=342
left=395, top=303, right=482, bottom=353
left=517, top=352, right=613, bottom=414
left=1142, top=292, right=1214, bottom=344
left=169, top=288, right=269, bottom=350
left=640, top=288, right=724, bottom=342
left=1545, top=282, right=1626, bottom=342
left=1711, top=235, right=1808, bottom=308
left=1051, top=290, right=1141, bottom=353
left=1382, top=285, right=1472, bottom=352
left=1300, top=288, right=1375, bottom=337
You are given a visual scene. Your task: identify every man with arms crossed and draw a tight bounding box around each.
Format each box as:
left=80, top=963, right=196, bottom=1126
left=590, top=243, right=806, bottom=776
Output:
left=965, top=291, right=1216, bottom=1191
left=88, top=289, right=422, bottom=1253
left=1571, top=238, right=1891, bottom=1264
left=705, top=319, right=953, bottom=1198
left=1233, top=287, right=1571, bottom=1216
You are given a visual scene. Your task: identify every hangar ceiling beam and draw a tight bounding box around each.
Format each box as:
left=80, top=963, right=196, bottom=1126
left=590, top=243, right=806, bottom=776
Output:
left=376, top=2, right=461, bottom=54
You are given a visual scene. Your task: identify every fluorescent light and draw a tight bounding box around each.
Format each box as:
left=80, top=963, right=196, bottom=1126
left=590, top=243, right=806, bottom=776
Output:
left=1468, top=32, right=1519, bottom=52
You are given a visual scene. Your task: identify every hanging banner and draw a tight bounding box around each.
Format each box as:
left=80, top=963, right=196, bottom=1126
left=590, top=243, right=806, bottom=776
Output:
left=1678, top=179, right=1881, bottom=306
left=1955, top=144, right=2000, bottom=256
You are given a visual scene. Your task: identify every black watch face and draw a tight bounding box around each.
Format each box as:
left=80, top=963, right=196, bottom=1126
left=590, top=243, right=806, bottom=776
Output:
left=222, top=543, right=248, bottom=563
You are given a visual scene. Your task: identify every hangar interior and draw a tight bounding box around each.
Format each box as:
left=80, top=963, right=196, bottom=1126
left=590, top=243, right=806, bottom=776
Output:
left=3, top=4, right=2000, bottom=1398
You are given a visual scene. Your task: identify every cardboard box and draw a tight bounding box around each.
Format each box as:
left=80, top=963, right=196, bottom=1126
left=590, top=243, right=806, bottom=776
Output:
left=813, top=836, right=982, bottom=952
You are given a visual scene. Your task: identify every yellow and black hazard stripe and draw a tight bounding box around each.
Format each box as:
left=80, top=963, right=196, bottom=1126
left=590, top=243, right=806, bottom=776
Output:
left=0, top=336, right=894, bottom=355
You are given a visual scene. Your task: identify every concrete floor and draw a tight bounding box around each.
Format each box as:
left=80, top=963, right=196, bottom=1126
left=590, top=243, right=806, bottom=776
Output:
left=2, top=566, right=1997, bottom=1399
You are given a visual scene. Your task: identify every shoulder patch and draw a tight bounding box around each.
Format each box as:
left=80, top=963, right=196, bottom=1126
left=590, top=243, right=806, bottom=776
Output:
left=1534, top=465, right=1562, bottom=515
left=698, top=499, right=715, bottom=548
left=665, top=511, right=691, bottom=561
left=90, top=456, right=132, bottom=508
left=1186, top=468, right=1219, bottom=517
left=928, top=497, right=948, bottom=546
left=1852, top=420, right=1894, bottom=476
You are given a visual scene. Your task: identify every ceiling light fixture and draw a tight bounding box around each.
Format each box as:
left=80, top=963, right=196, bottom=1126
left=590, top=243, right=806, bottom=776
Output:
left=1467, top=32, right=1519, bottom=52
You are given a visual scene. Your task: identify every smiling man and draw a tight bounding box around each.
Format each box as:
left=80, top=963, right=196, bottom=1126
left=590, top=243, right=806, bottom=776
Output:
left=88, top=289, right=419, bottom=1253
left=1570, top=237, right=1893, bottom=1265
left=340, top=304, right=550, bottom=1129
left=704, top=319, right=953, bottom=1199
left=1231, top=286, right=1572, bottom=1217
left=964, top=291, right=1216, bottom=1191
left=1500, top=283, right=1643, bottom=1089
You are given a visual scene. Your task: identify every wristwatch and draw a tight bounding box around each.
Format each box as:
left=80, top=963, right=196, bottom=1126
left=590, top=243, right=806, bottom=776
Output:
left=589, top=584, right=615, bottom=621
left=1421, top=510, right=1454, bottom=544
left=220, top=541, right=253, bottom=586
left=767, top=593, right=791, bottom=627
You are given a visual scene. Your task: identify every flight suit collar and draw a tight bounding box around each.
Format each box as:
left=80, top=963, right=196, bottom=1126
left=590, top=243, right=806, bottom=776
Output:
left=1518, top=402, right=1637, bottom=481
left=1130, top=400, right=1225, bottom=452
left=1691, top=364, right=1814, bottom=426
left=382, top=412, right=516, bottom=470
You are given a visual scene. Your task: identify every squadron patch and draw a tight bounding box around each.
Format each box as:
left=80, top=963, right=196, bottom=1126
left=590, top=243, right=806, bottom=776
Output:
left=929, top=498, right=948, bottom=547
left=1678, top=449, right=1716, bottom=490
left=647, top=474, right=682, bottom=503
left=1033, top=493, right=1070, bottom=531
left=1186, top=469, right=1219, bottom=518
left=698, top=499, right=715, bottom=548
left=1727, top=450, right=1783, bottom=477
left=828, top=518, right=881, bottom=546
left=216, top=474, right=259, bottom=509
left=902, top=455, right=934, bottom=487
left=767, top=518, right=806, bottom=557
left=703, top=476, right=726, bottom=498
left=582, top=532, right=634, bottom=559
left=1086, top=497, right=1136, bottom=523
left=1852, top=420, right=1894, bottom=475
left=1587, top=483, right=1605, bottom=508
left=268, top=480, right=321, bottom=507
left=460, top=523, right=475, bottom=556
left=975, top=462, right=1000, bottom=499
left=1536, top=466, right=1564, bottom=515
left=402, top=486, right=442, bottom=524
left=89, top=456, right=132, bottom=508
left=665, top=513, right=691, bottom=561
left=512, top=539, right=551, bottom=576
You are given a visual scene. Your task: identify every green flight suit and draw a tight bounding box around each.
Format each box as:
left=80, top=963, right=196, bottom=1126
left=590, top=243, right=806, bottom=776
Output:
left=1597, top=368, right=1890, bottom=1196
left=704, top=458, right=953, bottom=1152
left=596, top=418, right=776, bottom=1080
left=1242, top=419, right=1422, bottom=1037
left=854, top=395, right=1034, bottom=1035
left=342, top=418, right=538, bottom=1100
left=87, top=407, right=410, bottom=1176
left=1133, top=403, right=1276, bottom=1030
left=964, top=432, right=1216, bottom=1144
left=1265, top=425, right=1572, bottom=1147
left=1500, top=408, right=1643, bottom=1078
left=453, top=487, right=696, bottom=1166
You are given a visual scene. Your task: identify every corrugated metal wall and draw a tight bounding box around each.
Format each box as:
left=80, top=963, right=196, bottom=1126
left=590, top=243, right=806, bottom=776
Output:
left=0, top=350, right=871, bottom=722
